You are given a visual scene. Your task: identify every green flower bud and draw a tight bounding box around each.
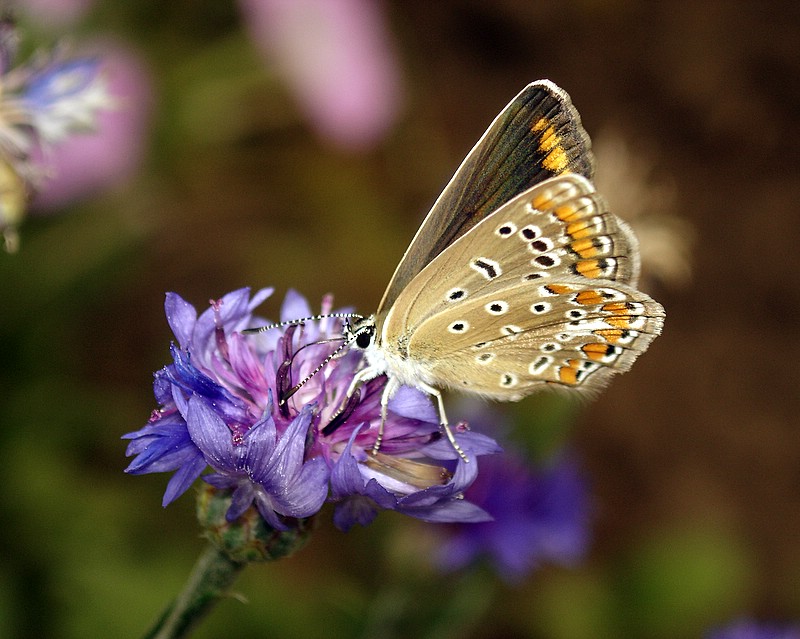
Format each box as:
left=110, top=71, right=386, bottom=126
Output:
left=196, top=484, right=316, bottom=563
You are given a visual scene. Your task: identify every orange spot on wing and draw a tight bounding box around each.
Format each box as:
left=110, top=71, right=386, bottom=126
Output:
left=538, top=125, right=558, bottom=150
left=601, top=302, right=632, bottom=314
left=566, top=220, right=593, bottom=239
left=575, top=290, right=605, bottom=305
left=582, top=343, right=609, bottom=361
left=544, top=284, right=576, bottom=295
left=604, top=316, right=634, bottom=329
left=574, top=260, right=604, bottom=278
left=554, top=205, right=578, bottom=221
left=543, top=147, right=569, bottom=172
left=570, top=238, right=599, bottom=258
left=593, top=328, right=626, bottom=343
left=531, top=117, right=569, bottom=173
left=558, top=360, right=582, bottom=385
left=531, top=117, right=550, bottom=133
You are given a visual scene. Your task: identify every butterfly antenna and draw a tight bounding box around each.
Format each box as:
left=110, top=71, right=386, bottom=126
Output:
left=242, top=312, right=364, bottom=335
left=279, top=336, right=356, bottom=405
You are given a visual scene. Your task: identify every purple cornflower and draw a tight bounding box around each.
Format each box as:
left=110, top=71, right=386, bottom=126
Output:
left=0, top=19, right=112, bottom=250
left=707, top=620, right=800, bottom=639
left=123, top=288, right=500, bottom=533
left=433, top=450, right=590, bottom=583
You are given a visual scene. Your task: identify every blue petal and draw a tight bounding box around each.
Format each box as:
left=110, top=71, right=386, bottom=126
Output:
left=25, top=58, right=101, bottom=108
left=259, top=404, right=314, bottom=489
left=241, top=409, right=278, bottom=479
left=226, top=482, right=256, bottom=521
left=162, top=454, right=208, bottom=506
left=186, top=395, right=238, bottom=470
left=169, top=346, right=243, bottom=411
left=333, top=496, right=379, bottom=532
left=401, top=499, right=492, bottom=524
left=123, top=416, right=194, bottom=473
left=274, top=456, right=330, bottom=518
left=164, top=292, right=197, bottom=350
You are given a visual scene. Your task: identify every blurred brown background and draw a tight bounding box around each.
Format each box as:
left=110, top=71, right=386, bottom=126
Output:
left=1, top=1, right=799, bottom=637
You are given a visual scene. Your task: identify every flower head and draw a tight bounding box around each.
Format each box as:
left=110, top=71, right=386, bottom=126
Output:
left=124, top=288, right=500, bottom=534
left=0, top=19, right=113, bottom=251
left=432, top=450, right=590, bottom=582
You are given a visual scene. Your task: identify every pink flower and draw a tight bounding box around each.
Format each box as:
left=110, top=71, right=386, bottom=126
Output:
left=239, top=0, right=403, bottom=150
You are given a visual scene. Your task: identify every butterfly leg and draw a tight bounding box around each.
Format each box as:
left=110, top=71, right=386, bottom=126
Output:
left=372, top=376, right=401, bottom=455
left=416, top=381, right=468, bottom=462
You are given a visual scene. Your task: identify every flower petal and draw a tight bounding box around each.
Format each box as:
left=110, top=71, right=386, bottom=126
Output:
left=226, top=481, right=256, bottom=521
left=274, top=456, right=330, bottom=518
left=162, top=453, right=208, bottom=507
left=164, top=292, right=197, bottom=350
left=280, top=288, right=311, bottom=324
left=186, top=394, right=237, bottom=470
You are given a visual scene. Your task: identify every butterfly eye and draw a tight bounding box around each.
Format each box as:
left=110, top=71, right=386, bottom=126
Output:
left=355, top=327, right=374, bottom=349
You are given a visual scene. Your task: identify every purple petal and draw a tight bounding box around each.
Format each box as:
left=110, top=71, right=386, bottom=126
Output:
left=186, top=395, right=237, bottom=470
left=162, top=454, right=208, bottom=506
left=329, top=426, right=368, bottom=496
left=226, top=482, right=256, bottom=521
left=387, top=385, right=438, bottom=423
left=424, top=429, right=503, bottom=460
left=333, top=495, right=379, bottom=531
left=275, top=456, right=330, bottom=517
left=254, top=492, right=290, bottom=531
left=241, top=410, right=278, bottom=479
left=246, top=287, right=275, bottom=318
left=403, top=499, right=492, bottom=524
left=216, top=287, right=259, bottom=327
left=280, top=288, right=311, bottom=323
left=165, top=292, right=197, bottom=349
left=259, top=404, right=314, bottom=487
left=192, top=287, right=251, bottom=346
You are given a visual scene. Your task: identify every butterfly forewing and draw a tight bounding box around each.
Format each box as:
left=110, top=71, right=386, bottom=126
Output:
left=378, top=81, right=595, bottom=316
left=379, top=173, right=642, bottom=339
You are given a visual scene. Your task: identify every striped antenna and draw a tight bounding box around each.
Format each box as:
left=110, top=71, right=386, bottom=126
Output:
left=242, top=312, right=366, bottom=405
left=242, top=312, right=364, bottom=334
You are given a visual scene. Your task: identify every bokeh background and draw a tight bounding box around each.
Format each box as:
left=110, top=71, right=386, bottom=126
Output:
left=2, top=1, right=799, bottom=637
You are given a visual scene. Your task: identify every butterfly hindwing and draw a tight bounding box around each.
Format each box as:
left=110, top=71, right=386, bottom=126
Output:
left=409, top=277, right=664, bottom=399
left=377, top=81, right=594, bottom=316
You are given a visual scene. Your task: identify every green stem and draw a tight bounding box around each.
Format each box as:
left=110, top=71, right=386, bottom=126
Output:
left=142, top=544, right=246, bottom=639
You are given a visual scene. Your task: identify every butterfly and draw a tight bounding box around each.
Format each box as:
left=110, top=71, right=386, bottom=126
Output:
left=251, top=80, right=664, bottom=459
